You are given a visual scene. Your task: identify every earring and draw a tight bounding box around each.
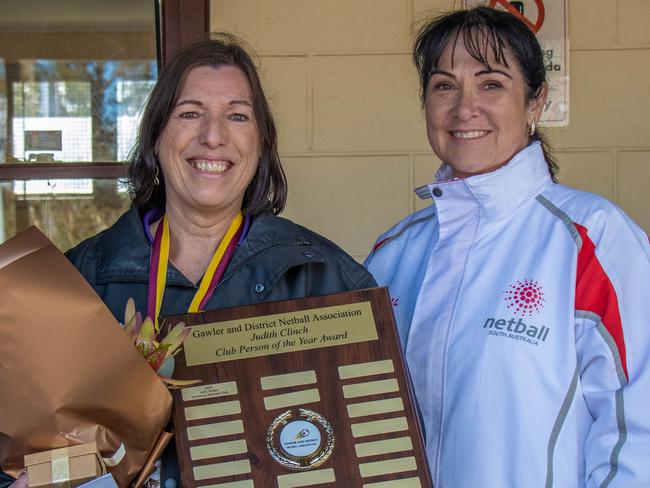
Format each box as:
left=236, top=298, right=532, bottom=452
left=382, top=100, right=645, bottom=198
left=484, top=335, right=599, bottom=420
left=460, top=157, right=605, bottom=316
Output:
left=153, top=165, right=160, bottom=186
left=529, top=119, right=537, bottom=136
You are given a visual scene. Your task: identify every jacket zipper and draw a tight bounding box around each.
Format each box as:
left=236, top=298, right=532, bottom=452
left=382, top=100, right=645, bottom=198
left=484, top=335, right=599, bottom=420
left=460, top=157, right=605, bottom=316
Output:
left=215, top=240, right=311, bottom=290
left=96, top=241, right=312, bottom=290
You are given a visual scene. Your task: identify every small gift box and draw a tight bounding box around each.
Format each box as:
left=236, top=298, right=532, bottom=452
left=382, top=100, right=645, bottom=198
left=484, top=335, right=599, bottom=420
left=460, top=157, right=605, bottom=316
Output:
left=25, top=442, right=106, bottom=488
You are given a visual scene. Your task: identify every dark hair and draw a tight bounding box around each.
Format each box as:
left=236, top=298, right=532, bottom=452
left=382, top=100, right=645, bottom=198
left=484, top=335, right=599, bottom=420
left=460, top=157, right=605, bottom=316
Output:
left=129, top=33, right=287, bottom=214
left=413, top=7, right=557, bottom=179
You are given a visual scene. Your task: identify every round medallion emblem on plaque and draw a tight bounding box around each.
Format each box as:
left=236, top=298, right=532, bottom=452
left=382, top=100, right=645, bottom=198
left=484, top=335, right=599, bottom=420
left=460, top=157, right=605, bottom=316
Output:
left=266, top=408, right=335, bottom=470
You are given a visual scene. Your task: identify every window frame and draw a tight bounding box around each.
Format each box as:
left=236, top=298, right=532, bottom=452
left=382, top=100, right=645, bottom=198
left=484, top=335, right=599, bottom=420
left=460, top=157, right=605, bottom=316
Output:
left=0, top=0, right=210, bottom=181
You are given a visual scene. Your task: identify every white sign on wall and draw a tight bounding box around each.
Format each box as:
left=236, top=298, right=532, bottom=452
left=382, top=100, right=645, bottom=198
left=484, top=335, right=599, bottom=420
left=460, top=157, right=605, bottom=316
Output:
left=464, top=0, right=569, bottom=126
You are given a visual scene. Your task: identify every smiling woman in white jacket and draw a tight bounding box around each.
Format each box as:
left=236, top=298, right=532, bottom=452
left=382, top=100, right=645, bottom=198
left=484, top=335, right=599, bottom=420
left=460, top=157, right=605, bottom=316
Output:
left=365, top=7, right=650, bottom=488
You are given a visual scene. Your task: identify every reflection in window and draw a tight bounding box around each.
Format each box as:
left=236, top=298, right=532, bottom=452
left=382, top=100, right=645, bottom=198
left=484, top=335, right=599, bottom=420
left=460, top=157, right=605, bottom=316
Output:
left=0, top=59, right=5, bottom=163
left=14, top=179, right=92, bottom=196
left=13, top=80, right=92, bottom=162
left=6, top=61, right=155, bottom=206
left=117, top=79, right=156, bottom=160
left=10, top=60, right=156, bottom=164
left=1, top=179, right=130, bottom=249
left=0, top=0, right=157, bottom=248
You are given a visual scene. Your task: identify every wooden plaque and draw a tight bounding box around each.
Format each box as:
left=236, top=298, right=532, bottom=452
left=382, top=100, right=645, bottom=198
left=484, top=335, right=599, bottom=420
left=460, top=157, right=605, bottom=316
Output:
left=166, top=287, right=433, bottom=488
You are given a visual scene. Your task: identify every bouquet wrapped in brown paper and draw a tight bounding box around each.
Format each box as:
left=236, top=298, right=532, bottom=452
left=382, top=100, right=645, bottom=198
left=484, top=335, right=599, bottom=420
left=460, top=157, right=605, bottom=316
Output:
left=0, top=227, right=173, bottom=487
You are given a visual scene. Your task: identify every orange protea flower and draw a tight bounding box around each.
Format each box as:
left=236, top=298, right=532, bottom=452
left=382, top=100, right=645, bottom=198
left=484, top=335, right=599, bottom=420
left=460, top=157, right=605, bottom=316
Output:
left=122, top=298, right=200, bottom=388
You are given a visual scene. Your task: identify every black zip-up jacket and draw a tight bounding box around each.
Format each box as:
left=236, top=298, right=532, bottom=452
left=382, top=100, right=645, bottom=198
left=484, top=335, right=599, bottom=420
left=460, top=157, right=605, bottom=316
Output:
left=65, top=208, right=376, bottom=322
left=63, top=207, right=376, bottom=488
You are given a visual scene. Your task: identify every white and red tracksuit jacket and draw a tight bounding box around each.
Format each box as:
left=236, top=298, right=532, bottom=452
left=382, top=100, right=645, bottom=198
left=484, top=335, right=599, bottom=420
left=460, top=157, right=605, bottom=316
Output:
left=365, top=142, right=650, bottom=488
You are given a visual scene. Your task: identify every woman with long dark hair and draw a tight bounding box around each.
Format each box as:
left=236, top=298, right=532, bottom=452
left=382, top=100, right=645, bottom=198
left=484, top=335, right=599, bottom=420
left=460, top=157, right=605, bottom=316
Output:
left=65, top=34, right=375, bottom=488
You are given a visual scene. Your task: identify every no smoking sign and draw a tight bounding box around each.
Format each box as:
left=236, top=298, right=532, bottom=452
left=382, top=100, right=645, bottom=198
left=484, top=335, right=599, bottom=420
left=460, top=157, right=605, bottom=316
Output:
left=488, top=0, right=545, bottom=33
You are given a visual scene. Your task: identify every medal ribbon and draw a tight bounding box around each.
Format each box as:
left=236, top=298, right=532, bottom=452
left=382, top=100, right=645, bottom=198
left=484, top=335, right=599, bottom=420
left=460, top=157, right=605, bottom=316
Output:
left=147, top=212, right=244, bottom=328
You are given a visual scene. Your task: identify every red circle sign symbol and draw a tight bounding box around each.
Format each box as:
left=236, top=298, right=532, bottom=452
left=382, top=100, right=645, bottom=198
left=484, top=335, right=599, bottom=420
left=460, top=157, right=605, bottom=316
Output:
left=488, top=0, right=546, bottom=33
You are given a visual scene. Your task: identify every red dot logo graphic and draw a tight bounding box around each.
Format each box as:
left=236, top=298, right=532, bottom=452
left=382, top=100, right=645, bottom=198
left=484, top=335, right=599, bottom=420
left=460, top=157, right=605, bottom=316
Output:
left=503, top=279, right=545, bottom=316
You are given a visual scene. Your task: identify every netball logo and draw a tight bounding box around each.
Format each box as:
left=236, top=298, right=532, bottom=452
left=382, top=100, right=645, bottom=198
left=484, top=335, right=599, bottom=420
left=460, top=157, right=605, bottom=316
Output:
left=504, top=279, right=545, bottom=316
left=295, top=428, right=310, bottom=440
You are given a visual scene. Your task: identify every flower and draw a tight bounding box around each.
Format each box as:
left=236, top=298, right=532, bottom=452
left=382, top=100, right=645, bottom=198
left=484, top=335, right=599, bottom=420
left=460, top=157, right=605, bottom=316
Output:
left=122, top=298, right=200, bottom=388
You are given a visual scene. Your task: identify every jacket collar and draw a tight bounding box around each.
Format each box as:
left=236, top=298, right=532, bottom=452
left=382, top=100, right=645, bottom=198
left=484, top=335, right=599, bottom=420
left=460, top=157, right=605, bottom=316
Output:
left=426, top=142, right=552, bottom=223
left=222, top=212, right=315, bottom=282
left=94, top=209, right=318, bottom=286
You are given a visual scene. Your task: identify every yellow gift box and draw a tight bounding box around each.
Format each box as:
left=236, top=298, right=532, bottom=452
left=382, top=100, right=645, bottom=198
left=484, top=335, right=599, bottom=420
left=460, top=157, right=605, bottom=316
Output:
left=25, top=442, right=106, bottom=488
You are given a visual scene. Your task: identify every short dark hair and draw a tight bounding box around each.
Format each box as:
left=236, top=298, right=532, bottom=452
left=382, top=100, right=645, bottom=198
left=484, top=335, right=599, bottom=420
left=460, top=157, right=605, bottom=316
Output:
left=129, top=33, right=287, bottom=214
left=413, top=7, right=557, bottom=179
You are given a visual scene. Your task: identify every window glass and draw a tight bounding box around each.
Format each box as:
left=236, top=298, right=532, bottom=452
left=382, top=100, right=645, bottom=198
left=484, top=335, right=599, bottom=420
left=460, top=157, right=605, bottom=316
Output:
left=0, top=61, right=6, bottom=163
left=10, top=60, right=156, bottom=163
left=0, top=179, right=130, bottom=249
left=0, top=0, right=156, bottom=249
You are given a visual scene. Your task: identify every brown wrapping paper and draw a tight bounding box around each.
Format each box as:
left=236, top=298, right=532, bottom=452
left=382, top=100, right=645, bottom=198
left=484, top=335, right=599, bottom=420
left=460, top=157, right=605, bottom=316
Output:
left=131, top=432, right=173, bottom=488
left=0, top=227, right=173, bottom=488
